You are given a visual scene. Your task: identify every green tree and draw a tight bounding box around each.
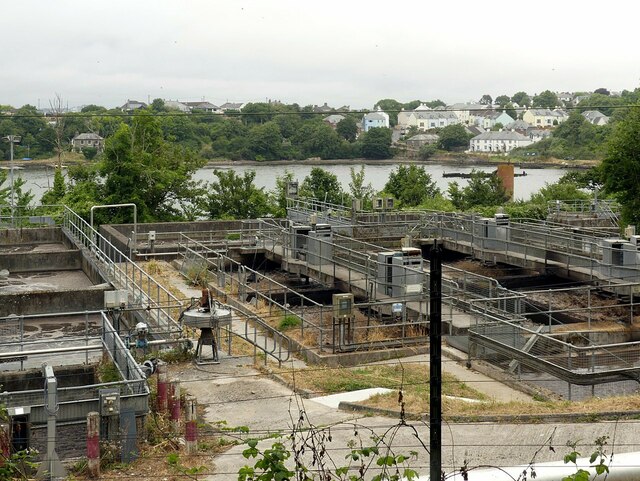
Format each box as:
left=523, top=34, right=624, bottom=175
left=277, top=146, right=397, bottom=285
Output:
left=601, top=104, right=640, bottom=224
left=246, top=121, right=283, bottom=160
left=504, top=102, right=518, bottom=121
left=296, top=123, right=342, bottom=159
left=511, top=91, right=531, bottom=107
left=150, top=98, right=167, bottom=112
left=82, top=147, right=99, bottom=160
left=348, top=166, right=374, bottom=207
left=207, top=169, right=270, bottom=219
left=68, top=113, right=206, bottom=221
left=270, top=171, right=294, bottom=217
left=384, top=165, right=439, bottom=207
left=40, top=168, right=66, bottom=205
left=300, top=167, right=344, bottom=204
left=447, top=171, right=509, bottom=210
left=479, top=94, right=493, bottom=105
left=418, top=143, right=437, bottom=160
left=533, top=90, right=559, bottom=109
left=336, top=116, right=358, bottom=142
left=495, top=95, right=511, bottom=107
left=424, top=99, right=446, bottom=109
left=361, top=127, right=392, bottom=159
left=437, top=124, right=471, bottom=151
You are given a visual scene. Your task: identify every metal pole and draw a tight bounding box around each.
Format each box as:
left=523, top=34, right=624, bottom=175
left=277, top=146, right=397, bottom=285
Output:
left=87, top=412, right=100, bottom=478
left=185, top=396, right=197, bottom=454
left=156, top=361, right=168, bottom=412
left=170, top=380, right=181, bottom=431
left=429, top=239, right=442, bottom=481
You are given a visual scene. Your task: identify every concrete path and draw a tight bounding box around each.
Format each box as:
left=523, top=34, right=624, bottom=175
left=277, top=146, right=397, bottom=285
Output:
left=168, top=360, right=640, bottom=480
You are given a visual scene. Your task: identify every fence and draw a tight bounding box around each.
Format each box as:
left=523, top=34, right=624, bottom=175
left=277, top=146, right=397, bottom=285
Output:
left=61, top=206, right=182, bottom=336
left=0, top=313, right=149, bottom=425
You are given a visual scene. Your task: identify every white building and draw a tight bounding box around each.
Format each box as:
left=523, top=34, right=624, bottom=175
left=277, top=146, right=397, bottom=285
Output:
left=362, top=108, right=390, bottom=132
left=469, top=130, right=533, bottom=153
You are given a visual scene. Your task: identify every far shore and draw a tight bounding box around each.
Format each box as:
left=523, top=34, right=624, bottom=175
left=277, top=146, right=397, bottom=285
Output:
left=6, top=154, right=598, bottom=170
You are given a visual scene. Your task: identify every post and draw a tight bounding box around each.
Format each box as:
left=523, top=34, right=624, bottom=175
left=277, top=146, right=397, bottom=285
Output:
left=156, top=361, right=168, bottom=413
left=170, top=379, right=181, bottom=431
left=87, top=412, right=100, bottom=478
left=0, top=423, right=9, bottom=467
left=429, top=239, right=442, bottom=481
left=185, top=396, right=197, bottom=454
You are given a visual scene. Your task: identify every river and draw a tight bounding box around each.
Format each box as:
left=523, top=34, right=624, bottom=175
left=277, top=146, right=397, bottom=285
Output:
left=14, top=162, right=570, bottom=203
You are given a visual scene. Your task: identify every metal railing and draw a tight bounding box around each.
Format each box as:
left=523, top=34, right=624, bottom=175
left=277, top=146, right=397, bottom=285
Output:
left=0, top=314, right=149, bottom=424
left=61, top=206, right=182, bottom=335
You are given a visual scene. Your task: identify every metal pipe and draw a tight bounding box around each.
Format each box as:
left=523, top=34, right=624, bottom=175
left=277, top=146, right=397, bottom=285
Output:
left=0, top=344, right=102, bottom=359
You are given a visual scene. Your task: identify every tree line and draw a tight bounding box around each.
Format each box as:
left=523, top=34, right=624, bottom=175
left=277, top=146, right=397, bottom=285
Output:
left=0, top=100, right=394, bottom=162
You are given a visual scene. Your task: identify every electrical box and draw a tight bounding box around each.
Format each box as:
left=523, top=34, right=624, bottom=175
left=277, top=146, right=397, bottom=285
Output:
left=99, top=389, right=120, bottom=416
left=287, top=181, right=299, bottom=197
left=333, top=293, right=354, bottom=318
left=104, top=290, right=128, bottom=308
left=148, top=230, right=156, bottom=242
left=625, top=225, right=636, bottom=238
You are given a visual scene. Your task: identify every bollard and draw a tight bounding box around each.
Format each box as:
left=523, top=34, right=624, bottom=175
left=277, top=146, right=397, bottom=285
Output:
left=87, top=412, right=100, bottom=478
left=156, top=361, right=168, bottom=412
left=170, top=379, right=181, bottom=431
left=185, top=396, right=197, bottom=454
left=0, top=423, right=9, bottom=467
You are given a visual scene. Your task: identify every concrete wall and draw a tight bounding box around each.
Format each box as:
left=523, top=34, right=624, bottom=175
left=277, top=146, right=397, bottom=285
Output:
left=0, top=250, right=82, bottom=273
left=101, top=219, right=253, bottom=259
left=0, top=364, right=95, bottom=392
left=0, top=286, right=110, bottom=317
left=0, top=227, right=68, bottom=246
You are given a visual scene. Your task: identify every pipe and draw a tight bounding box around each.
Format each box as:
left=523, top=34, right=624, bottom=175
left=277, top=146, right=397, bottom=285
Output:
left=424, top=451, right=640, bottom=481
left=0, top=344, right=102, bottom=359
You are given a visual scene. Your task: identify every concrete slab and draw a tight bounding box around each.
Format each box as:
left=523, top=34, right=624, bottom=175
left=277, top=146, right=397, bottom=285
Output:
left=311, top=387, right=393, bottom=408
left=0, top=270, right=94, bottom=293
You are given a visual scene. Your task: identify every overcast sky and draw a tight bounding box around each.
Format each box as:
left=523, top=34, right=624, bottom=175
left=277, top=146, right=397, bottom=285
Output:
left=2, top=0, right=639, bottom=110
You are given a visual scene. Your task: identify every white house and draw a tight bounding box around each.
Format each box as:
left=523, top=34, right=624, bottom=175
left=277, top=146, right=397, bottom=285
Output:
left=582, top=110, right=610, bottom=126
left=183, top=101, right=222, bottom=113
left=469, top=130, right=533, bottom=153
left=362, top=108, right=390, bottom=132
left=448, top=103, right=490, bottom=125
left=164, top=100, right=190, bottom=112
left=323, top=114, right=346, bottom=128
left=220, top=102, right=246, bottom=111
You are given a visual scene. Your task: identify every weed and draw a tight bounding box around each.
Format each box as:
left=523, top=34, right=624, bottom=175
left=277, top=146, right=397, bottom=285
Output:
left=278, top=314, right=301, bottom=330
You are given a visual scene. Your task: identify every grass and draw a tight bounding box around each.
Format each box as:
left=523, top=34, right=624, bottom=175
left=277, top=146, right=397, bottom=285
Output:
left=275, top=362, right=640, bottom=420
left=278, top=313, right=301, bottom=330
left=275, top=363, right=486, bottom=401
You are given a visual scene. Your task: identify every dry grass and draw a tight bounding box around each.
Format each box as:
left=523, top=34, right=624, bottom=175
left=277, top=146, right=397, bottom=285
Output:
left=275, top=362, right=640, bottom=419
left=275, top=363, right=486, bottom=401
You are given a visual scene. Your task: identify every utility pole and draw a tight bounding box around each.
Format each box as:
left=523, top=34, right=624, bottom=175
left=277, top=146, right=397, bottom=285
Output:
left=3, top=135, right=21, bottom=226
left=429, top=239, right=443, bottom=481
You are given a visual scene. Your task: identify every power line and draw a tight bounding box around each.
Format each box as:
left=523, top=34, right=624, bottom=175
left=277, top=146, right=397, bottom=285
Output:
left=1, top=103, right=640, bottom=120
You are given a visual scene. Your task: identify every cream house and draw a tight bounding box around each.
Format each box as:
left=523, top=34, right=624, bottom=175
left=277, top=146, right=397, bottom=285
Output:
left=522, top=109, right=569, bottom=127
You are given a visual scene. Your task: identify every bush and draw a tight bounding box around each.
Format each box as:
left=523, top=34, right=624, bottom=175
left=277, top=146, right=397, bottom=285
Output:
left=278, top=314, right=301, bottom=330
left=82, top=147, right=99, bottom=160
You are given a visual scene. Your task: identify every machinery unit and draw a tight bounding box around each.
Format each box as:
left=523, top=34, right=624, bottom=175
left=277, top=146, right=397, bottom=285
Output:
left=377, top=248, right=423, bottom=298
left=332, top=293, right=354, bottom=349
left=290, top=225, right=311, bottom=260
left=183, top=294, right=233, bottom=364
left=307, top=224, right=333, bottom=266
left=473, top=214, right=511, bottom=250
